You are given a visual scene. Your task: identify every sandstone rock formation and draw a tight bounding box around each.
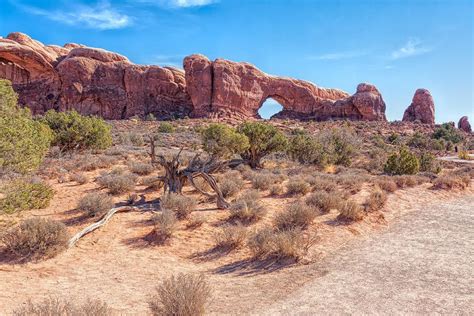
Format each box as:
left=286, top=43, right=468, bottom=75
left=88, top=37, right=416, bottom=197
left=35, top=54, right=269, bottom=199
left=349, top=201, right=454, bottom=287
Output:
left=1, top=32, right=387, bottom=121
left=402, top=89, right=435, bottom=125
left=1, top=32, right=191, bottom=119
left=458, top=116, right=472, bottom=133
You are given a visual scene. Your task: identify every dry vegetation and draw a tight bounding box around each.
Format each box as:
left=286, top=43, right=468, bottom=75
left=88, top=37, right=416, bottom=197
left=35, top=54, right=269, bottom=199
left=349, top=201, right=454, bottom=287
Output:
left=1, top=104, right=473, bottom=314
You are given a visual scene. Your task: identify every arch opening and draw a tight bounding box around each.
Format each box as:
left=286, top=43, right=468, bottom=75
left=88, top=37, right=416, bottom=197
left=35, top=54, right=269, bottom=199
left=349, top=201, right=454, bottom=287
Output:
left=258, top=97, right=283, bottom=119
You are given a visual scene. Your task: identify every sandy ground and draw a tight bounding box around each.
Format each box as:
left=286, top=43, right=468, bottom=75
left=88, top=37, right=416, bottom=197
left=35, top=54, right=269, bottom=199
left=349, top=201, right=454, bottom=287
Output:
left=257, top=194, right=474, bottom=315
left=0, top=172, right=473, bottom=314
left=438, top=155, right=474, bottom=164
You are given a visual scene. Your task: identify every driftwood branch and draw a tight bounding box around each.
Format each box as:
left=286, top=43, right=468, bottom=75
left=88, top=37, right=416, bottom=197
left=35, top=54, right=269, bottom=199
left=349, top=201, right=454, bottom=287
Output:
left=68, top=206, right=138, bottom=248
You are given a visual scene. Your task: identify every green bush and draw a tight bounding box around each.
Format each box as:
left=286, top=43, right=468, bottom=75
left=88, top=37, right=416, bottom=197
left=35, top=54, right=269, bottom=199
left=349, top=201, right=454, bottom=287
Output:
left=433, top=123, right=463, bottom=144
left=41, top=110, right=112, bottom=151
left=318, top=128, right=359, bottom=166
left=288, top=133, right=327, bottom=165
left=157, top=122, right=175, bottom=133
left=419, top=152, right=441, bottom=174
left=1, top=180, right=54, bottom=214
left=201, top=123, right=249, bottom=158
left=0, top=80, right=52, bottom=174
left=238, top=121, right=288, bottom=168
left=384, top=147, right=420, bottom=175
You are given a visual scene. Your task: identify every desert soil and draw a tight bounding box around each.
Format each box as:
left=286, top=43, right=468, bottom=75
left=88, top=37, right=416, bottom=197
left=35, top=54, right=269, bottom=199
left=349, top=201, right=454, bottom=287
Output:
left=258, top=194, right=474, bottom=315
left=1, top=176, right=473, bottom=315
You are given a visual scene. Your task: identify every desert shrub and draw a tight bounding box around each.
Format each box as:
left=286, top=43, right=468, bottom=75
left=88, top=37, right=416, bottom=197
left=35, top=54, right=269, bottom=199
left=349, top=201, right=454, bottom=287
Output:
left=213, top=224, right=247, bottom=250
left=337, top=201, right=364, bottom=222
left=153, top=209, right=177, bottom=241
left=336, top=173, right=364, bottom=194
left=375, top=178, right=398, bottom=192
left=248, top=227, right=312, bottom=261
left=238, top=121, right=288, bottom=168
left=365, top=148, right=388, bottom=173
left=317, top=128, right=360, bottom=167
left=149, top=273, right=211, bottom=316
left=274, top=201, right=316, bottom=231
left=407, top=132, right=430, bottom=149
left=251, top=172, right=278, bottom=190
left=387, top=132, right=400, bottom=144
left=364, top=187, right=387, bottom=212
left=419, top=152, right=441, bottom=174
left=0, top=79, right=52, bottom=174
left=286, top=179, right=310, bottom=196
left=13, top=297, right=111, bottom=316
left=97, top=172, right=136, bottom=194
left=157, top=122, right=175, bottom=133
left=186, top=214, right=208, bottom=229
left=306, top=175, right=337, bottom=192
left=393, top=175, right=419, bottom=188
left=288, top=133, right=327, bottom=166
left=218, top=176, right=244, bottom=198
left=70, top=172, right=89, bottom=185
left=433, top=123, right=464, bottom=144
left=77, top=193, right=113, bottom=217
left=201, top=123, right=249, bottom=158
left=458, top=150, right=472, bottom=160
left=384, top=147, right=420, bottom=175
left=229, top=190, right=266, bottom=223
left=269, top=184, right=284, bottom=196
left=191, top=176, right=212, bottom=193
left=1, top=218, right=69, bottom=261
left=0, top=180, right=54, bottom=214
left=145, top=113, right=156, bottom=121
left=142, top=176, right=164, bottom=189
left=160, top=193, right=197, bottom=220
left=305, top=191, right=341, bottom=214
left=432, top=174, right=470, bottom=190
left=41, top=110, right=112, bottom=151
left=129, top=161, right=154, bottom=175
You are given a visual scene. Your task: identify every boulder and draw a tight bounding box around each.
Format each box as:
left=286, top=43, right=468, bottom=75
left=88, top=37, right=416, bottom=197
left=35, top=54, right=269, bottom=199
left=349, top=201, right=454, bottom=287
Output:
left=402, top=89, right=435, bottom=125
left=458, top=116, right=472, bottom=133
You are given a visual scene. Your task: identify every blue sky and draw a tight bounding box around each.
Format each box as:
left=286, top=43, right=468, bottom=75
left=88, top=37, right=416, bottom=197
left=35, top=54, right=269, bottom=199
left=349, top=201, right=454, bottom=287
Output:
left=1, top=0, right=472, bottom=122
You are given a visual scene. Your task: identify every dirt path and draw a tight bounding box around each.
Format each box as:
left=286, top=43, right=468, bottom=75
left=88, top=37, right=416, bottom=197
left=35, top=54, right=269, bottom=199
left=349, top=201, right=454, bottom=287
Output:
left=257, top=194, right=474, bottom=315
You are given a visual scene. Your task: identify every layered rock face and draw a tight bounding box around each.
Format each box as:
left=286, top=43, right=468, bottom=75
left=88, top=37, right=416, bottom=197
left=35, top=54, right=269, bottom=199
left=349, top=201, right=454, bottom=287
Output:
left=402, top=89, right=435, bottom=125
left=458, top=116, right=472, bottom=133
left=1, top=32, right=387, bottom=121
left=0, top=32, right=191, bottom=119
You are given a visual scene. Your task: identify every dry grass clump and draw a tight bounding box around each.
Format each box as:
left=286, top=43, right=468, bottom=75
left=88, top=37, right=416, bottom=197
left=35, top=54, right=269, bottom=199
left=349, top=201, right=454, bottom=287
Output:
left=129, top=161, right=154, bottom=175
left=375, top=177, right=398, bottom=192
left=192, top=177, right=212, bottom=193
left=274, top=201, right=317, bottom=231
left=77, top=193, right=114, bottom=217
left=305, top=191, right=341, bottom=214
left=141, top=176, right=164, bottom=189
left=393, top=175, right=419, bottom=188
left=149, top=273, right=211, bottom=316
left=152, top=209, right=177, bottom=242
left=248, top=227, right=313, bottom=261
left=13, top=297, right=110, bottom=316
left=213, top=224, right=247, bottom=250
left=432, top=174, right=470, bottom=190
left=186, top=214, right=208, bottom=229
left=70, top=172, right=89, bottom=185
left=336, top=174, right=364, bottom=194
left=97, top=171, right=136, bottom=195
left=218, top=176, right=244, bottom=198
left=269, top=184, right=284, bottom=196
left=229, top=190, right=266, bottom=223
left=364, top=187, right=387, bottom=212
left=337, top=201, right=364, bottom=222
left=306, top=175, right=337, bottom=192
left=286, top=179, right=310, bottom=196
left=251, top=172, right=278, bottom=190
left=1, top=218, right=69, bottom=261
left=161, top=193, right=197, bottom=220
left=79, top=155, right=118, bottom=172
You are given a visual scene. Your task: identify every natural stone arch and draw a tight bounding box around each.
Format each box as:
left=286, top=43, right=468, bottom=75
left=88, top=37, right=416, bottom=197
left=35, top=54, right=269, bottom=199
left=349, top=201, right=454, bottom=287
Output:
left=257, top=95, right=287, bottom=119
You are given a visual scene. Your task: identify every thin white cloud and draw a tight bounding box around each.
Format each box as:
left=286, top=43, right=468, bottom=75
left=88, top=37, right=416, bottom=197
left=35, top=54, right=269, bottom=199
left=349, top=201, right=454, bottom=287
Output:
left=133, top=0, right=218, bottom=8
left=308, top=51, right=367, bottom=61
left=13, top=1, right=132, bottom=30
left=390, top=38, right=432, bottom=60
